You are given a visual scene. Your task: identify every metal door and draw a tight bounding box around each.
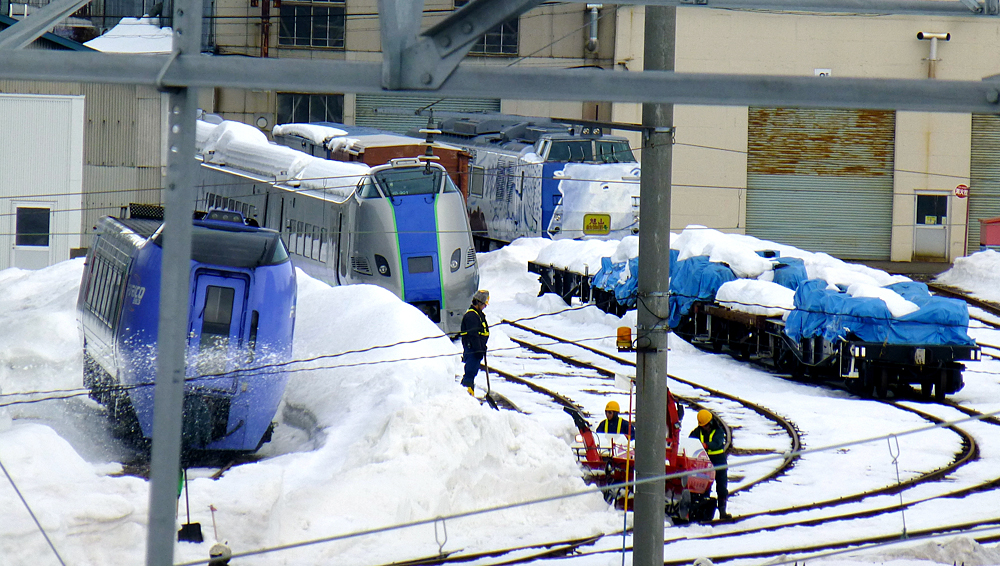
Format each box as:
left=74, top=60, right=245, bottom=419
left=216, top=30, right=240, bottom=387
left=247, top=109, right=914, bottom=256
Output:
left=188, top=271, right=249, bottom=390
left=913, top=192, right=949, bottom=259
left=969, top=114, right=1000, bottom=254
left=10, top=201, right=55, bottom=270
left=746, top=108, right=895, bottom=260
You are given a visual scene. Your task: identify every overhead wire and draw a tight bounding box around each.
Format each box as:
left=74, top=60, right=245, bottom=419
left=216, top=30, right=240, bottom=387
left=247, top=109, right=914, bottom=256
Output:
left=164, top=405, right=1000, bottom=566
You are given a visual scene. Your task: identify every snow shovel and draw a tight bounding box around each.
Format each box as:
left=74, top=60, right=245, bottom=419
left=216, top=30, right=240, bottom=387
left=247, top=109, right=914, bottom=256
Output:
left=178, top=469, right=204, bottom=543
left=482, top=354, right=500, bottom=411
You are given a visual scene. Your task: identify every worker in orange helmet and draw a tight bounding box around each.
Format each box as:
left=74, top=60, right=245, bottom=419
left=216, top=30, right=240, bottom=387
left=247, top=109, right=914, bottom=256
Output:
left=689, top=409, right=731, bottom=520
left=596, top=400, right=634, bottom=437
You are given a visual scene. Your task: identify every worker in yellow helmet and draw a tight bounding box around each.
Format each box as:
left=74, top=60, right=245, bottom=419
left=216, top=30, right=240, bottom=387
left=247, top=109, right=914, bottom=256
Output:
left=689, top=409, right=731, bottom=520
left=459, top=290, right=490, bottom=395
left=596, top=400, right=634, bottom=437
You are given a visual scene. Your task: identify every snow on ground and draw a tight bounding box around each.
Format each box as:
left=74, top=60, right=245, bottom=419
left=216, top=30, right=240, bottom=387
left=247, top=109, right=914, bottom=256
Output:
left=936, top=249, right=1000, bottom=304
left=1, top=227, right=999, bottom=565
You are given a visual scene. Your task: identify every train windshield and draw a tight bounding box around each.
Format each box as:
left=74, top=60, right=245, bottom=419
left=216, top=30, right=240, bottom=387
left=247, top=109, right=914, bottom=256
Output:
left=154, top=226, right=289, bottom=268
left=373, top=167, right=447, bottom=197
left=547, top=141, right=593, bottom=163
left=596, top=140, right=636, bottom=163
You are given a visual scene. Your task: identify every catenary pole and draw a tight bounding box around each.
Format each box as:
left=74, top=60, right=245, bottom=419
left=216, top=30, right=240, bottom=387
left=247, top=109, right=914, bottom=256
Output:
left=145, top=0, right=200, bottom=562
left=634, top=5, right=674, bottom=565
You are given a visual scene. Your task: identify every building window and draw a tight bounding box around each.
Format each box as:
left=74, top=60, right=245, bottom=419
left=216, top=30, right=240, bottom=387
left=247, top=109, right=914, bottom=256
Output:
left=454, top=0, right=518, bottom=55
left=278, top=1, right=346, bottom=48
left=277, top=93, right=345, bottom=124
left=16, top=207, right=50, bottom=247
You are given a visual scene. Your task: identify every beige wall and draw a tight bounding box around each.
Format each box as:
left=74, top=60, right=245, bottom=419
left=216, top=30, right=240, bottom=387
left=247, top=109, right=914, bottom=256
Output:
left=610, top=7, right=1000, bottom=258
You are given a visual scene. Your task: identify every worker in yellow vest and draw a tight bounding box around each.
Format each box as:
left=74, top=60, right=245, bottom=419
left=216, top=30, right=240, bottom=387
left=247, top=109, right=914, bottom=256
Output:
left=596, top=400, right=634, bottom=437
left=689, top=409, right=731, bottom=520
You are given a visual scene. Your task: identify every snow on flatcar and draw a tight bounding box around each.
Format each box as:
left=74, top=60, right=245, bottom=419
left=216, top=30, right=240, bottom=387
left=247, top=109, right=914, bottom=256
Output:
left=78, top=206, right=296, bottom=452
left=194, top=119, right=479, bottom=335
left=533, top=228, right=981, bottom=400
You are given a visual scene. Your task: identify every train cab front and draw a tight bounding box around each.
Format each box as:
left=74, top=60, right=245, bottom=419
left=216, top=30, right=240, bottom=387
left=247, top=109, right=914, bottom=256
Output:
left=354, top=159, right=479, bottom=335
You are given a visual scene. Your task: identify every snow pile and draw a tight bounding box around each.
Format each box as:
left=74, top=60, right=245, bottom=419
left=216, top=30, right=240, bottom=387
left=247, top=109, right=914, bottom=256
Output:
left=533, top=238, right=620, bottom=274
left=847, top=283, right=919, bottom=318
left=936, top=249, right=1000, bottom=304
left=272, top=123, right=348, bottom=145
left=84, top=17, right=173, bottom=53
left=716, top=279, right=795, bottom=318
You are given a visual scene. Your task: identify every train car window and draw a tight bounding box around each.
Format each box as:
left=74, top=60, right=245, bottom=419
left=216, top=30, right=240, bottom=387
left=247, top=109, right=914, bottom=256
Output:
left=374, top=167, right=442, bottom=197
left=359, top=177, right=382, bottom=199
left=91, top=259, right=107, bottom=316
left=470, top=166, right=485, bottom=197
left=407, top=256, right=434, bottom=274
left=286, top=219, right=297, bottom=255
left=596, top=140, right=636, bottom=163
left=108, top=270, right=123, bottom=325
left=200, top=285, right=235, bottom=354
left=547, top=141, right=593, bottom=163
left=442, top=174, right=460, bottom=194
left=311, top=226, right=321, bottom=260
left=85, top=259, right=99, bottom=306
left=319, top=228, right=328, bottom=263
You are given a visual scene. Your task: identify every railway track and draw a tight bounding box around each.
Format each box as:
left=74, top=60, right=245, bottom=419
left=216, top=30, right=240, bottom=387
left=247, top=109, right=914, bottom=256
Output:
left=458, top=317, right=1000, bottom=565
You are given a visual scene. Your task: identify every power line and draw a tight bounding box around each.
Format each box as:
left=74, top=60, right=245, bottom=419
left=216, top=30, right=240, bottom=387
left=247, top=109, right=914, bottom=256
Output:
left=0, top=458, right=67, bottom=566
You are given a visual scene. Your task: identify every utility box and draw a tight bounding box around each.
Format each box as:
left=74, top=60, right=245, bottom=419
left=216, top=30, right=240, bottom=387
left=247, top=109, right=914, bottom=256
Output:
left=979, top=217, right=1000, bottom=251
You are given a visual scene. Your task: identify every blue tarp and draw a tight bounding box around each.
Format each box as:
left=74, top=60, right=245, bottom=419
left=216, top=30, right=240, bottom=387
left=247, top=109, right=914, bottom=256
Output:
left=587, top=252, right=973, bottom=347
left=784, top=279, right=975, bottom=346
left=667, top=256, right=736, bottom=328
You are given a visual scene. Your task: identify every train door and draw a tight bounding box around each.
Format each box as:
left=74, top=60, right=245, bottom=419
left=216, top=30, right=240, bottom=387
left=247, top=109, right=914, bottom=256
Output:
left=8, top=201, right=55, bottom=269
left=188, top=271, right=249, bottom=390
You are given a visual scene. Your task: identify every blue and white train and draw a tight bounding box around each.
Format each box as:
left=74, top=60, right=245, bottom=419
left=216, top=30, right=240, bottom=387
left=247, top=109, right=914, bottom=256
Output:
left=195, top=119, right=480, bottom=335
left=79, top=206, right=296, bottom=452
left=415, top=113, right=642, bottom=250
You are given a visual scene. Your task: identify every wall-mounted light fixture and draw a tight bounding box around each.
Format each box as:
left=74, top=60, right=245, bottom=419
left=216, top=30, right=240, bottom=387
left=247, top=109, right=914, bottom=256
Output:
left=917, top=32, right=950, bottom=79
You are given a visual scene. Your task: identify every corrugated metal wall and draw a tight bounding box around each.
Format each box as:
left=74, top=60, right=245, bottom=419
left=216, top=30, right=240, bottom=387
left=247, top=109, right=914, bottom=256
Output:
left=355, top=94, right=501, bottom=134
left=969, top=114, right=1000, bottom=254
left=746, top=108, right=895, bottom=260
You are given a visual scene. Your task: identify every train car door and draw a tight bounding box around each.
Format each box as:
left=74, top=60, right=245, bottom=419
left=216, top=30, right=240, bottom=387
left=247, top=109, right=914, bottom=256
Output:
left=189, top=271, right=249, bottom=391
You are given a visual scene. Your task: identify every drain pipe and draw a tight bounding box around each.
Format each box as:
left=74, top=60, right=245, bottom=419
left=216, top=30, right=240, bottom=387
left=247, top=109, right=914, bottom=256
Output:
left=917, top=32, right=950, bottom=78
left=585, top=4, right=602, bottom=53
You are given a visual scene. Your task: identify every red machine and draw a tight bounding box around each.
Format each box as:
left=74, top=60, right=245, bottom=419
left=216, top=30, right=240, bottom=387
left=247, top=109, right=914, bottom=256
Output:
left=566, top=391, right=717, bottom=522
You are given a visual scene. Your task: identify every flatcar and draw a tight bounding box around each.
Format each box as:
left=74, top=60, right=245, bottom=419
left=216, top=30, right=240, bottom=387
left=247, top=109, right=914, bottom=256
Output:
left=78, top=206, right=296, bottom=452
left=409, top=112, right=642, bottom=250
left=195, top=119, right=479, bottom=335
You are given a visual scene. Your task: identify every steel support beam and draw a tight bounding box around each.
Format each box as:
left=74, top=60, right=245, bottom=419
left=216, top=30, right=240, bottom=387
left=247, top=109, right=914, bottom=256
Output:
left=0, top=0, right=92, bottom=50
left=145, top=0, right=199, bottom=564
left=378, top=0, right=425, bottom=89
left=564, top=0, right=996, bottom=16
left=388, top=0, right=543, bottom=89
left=2, top=51, right=1000, bottom=113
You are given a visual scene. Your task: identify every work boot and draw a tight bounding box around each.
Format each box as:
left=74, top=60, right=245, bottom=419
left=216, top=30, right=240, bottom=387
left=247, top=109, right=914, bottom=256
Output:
left=467, top=387, right=475, bottom=396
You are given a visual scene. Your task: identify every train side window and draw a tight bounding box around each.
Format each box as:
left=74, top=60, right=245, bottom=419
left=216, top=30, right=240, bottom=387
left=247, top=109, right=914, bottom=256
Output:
left=297, top=221, right=306, bottom=256
left=286, top=219, right=297, bottom=255
left=302, top=223, right=312, bottom=258
left=312, top=226, right=321, bottom=260
left=319, top=228, right=328, bottom=263
left=109, top=270, right=124, bottom=324
left=470, top=166, right=485, bottom=198
left=85, top=258, right=100, bottom=306
left=91, top=259, right=107, bottom=314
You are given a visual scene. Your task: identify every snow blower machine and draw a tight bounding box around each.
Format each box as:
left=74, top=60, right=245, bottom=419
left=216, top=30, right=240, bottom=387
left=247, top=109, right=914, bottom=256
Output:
left=565, top=391, right=717, bottom=523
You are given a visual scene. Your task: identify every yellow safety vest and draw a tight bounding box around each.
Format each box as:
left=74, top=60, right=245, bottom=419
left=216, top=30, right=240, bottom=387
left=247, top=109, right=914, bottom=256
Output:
left=698, top=428, right=725, bottom=456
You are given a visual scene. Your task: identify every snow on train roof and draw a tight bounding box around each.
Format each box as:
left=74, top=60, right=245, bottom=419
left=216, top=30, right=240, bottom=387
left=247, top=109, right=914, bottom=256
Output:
left=272, top=123, right=348, bottom=145
left=196, top=120, right=370, bottom=200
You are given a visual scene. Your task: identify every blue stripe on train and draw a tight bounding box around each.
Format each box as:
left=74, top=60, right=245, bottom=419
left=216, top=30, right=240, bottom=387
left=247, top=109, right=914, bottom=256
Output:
left=395, top=194, right=441, bottom=303
left=541, top=162, right=562, bottom=239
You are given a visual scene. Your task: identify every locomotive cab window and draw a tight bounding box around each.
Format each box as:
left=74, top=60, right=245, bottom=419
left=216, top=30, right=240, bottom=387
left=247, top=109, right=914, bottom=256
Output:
left=596, top=140, right=636, bottom=163
left=374, top=167, right=445, bottom=197
left=547, top=141, right=593, bottom=163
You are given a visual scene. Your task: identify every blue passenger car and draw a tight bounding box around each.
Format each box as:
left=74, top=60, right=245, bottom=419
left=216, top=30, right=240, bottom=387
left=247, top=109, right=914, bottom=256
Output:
left=78, top=206, right=296, bottom=452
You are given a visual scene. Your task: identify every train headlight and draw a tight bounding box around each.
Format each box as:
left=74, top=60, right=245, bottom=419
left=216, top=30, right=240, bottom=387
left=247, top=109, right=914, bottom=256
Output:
left=450, top=248, right=461, bottom=273
left=375, top=255, right=391, bottom=277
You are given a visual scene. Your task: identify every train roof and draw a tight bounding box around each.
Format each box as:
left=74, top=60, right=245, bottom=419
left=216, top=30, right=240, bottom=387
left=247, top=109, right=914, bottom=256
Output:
left=422, top=114, right=631, bottom=153
left=196, top=119, right=370, bottom=200
left=273, top=121, right=465, bottom=154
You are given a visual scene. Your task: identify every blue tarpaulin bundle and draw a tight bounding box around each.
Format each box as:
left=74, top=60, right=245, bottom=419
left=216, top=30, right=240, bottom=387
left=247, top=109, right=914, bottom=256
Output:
left=586, top=250, right=973, bottom=346
left=667, top=256, right=736, bottom=328
left=784, top=279, right=975, bottom=346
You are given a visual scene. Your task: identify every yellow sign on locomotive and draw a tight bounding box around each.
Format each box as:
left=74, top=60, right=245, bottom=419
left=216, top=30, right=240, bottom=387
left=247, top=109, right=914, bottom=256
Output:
left=583, top=214, right=611, bottom=236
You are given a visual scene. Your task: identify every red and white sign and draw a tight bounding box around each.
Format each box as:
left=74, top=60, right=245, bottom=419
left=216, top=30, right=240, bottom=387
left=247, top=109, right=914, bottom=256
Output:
left=956, top=184, right=970, bottom=198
